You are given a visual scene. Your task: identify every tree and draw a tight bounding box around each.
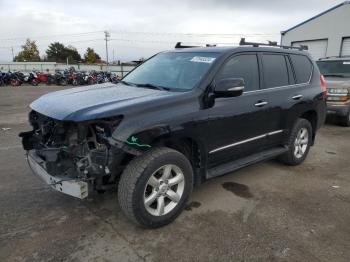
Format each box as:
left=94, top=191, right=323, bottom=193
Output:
left=46, top=42, right=82, bottom=63
left=83, top=47, right=101, bottom=64
left=65, top=45, right=82, bottom=64
left=46, top=42, right=66, bottom=62
left=14, top=39, right=40, bottom=62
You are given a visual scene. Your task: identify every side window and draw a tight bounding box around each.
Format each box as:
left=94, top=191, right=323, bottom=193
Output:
left=290, top=54, right=313, bottom=84
left=262, top=54, right=289, bottom=88
left=217, top=54, right=259, bottom=92
left=286, top=56, right=296, bottom=85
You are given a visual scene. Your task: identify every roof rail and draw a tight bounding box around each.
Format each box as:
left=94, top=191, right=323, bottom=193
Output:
left=239, top=38, right=308, bottom=51
left=175, top=42, right=198, bottom=49
left=175, top=42, right=217, bottom=49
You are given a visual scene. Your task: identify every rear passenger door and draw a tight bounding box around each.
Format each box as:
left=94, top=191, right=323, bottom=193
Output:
left=259, top=52, right=313, bottom=146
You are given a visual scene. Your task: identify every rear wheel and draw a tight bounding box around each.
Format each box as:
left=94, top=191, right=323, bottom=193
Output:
left=59, top=78, right=67, bottom=86
left=279, top=118, right=312, bottom=166
left=339, top=112, right=350, bottom=127
left=118, top=147, right=193, bottom=228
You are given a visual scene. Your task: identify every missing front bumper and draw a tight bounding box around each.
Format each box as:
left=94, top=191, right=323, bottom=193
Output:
left=27, top=150, right=89, bottom=199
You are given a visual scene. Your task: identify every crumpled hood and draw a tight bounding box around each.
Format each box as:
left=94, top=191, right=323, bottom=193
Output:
left=30, top=83, right=171, bottom=121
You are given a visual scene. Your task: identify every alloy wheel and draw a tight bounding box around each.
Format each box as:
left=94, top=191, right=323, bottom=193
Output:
left=143, top=164, right=185, bottom=216
left=294, top=127, right=309, bottom=158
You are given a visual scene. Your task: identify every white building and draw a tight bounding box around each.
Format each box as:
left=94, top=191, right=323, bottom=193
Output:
left=281, top=1, right=350, bottom=60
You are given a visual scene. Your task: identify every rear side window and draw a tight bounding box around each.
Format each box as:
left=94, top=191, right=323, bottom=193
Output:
left=290, top=54, right=313, bottom=83
left=262, top=54, right=289, bottom=88
left=217, top=54, right=259, bottom=92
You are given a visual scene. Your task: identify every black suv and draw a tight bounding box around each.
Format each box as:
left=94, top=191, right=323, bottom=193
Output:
left=20, top=41, right=326, bottom=228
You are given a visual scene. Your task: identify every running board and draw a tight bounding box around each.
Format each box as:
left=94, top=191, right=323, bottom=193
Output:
left=206, top=146, right=288, bottom=179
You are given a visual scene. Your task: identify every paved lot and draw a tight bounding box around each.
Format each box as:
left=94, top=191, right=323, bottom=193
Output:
left=0, top=85, right=349, bottom=262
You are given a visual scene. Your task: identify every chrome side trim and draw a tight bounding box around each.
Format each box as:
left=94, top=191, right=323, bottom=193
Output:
left=244, top=83, right=308, bottom=94
left=209, top=130, right=283, bottom=154
left=267, top=130, right=284, bottom=136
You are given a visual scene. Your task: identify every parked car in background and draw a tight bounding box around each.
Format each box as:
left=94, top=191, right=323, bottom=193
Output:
left=20, top=41, right=326, bottom=228
left=317, top=57, right=350, bottom=126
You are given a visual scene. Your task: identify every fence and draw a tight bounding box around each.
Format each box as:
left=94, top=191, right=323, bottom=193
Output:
left=0, top=62, right=136, bottom=77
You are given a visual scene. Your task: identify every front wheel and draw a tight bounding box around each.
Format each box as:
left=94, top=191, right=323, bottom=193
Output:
left=279, top=118, right=312, bottom=166
left=118, top=147, right=193, bottom=228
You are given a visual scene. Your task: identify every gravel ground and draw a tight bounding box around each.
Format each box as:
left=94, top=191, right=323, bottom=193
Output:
left=0, top=85, right=349, bottom=262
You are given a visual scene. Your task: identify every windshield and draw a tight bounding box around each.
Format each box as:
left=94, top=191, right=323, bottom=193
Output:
left=123, top=52, right=219, bottom=91
left=317, top=60, right=350, bottom=77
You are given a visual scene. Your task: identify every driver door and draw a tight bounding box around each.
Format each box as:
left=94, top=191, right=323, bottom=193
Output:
left=206, top=53, right=274, bottom=167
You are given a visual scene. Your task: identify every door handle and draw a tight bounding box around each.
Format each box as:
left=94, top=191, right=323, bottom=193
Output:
left=292, top=94, right=303, bottom=100
left=254, top=101, right=268, bottom=107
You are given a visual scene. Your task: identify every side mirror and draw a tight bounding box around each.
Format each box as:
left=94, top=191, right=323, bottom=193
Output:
left=214, top=78, right=245, bottom=97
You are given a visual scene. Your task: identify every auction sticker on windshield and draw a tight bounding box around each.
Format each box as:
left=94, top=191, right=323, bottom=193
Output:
left=191, top=56, right=216, bottom=63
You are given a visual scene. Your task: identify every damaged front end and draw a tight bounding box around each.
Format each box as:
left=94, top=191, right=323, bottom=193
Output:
left=19, top=110, right=126, bottom=199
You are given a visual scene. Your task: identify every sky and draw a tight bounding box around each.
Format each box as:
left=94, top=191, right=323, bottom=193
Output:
left=0, top=0, right=345, bottom=62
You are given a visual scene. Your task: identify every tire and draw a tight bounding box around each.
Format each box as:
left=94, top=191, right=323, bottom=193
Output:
left=118, top=147, right=193, bottom=228
left=47, top=77, right=54, bottom=85
left=31, top=79, right=38, bottom=86
left=59, top=79, right=67, bottom=86
left=279, top=118, right=312, bottom=166
left=11, top=79, right=20, bottom=86
left=339, top=112, right=350, bottom=127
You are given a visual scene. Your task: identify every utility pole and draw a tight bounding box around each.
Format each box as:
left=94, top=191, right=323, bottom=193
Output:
left=112, top=49, right=115, bottom=64
left=104, top=31, right=110, bottom=69
left=11, top=47, right=14, bottom=61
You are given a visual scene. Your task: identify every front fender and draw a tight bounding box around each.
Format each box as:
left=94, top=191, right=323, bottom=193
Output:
left=109, top=125, right=171, bottom=155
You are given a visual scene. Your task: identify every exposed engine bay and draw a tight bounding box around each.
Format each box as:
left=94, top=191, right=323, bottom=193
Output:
left=19, top=110, right=126, bottom=192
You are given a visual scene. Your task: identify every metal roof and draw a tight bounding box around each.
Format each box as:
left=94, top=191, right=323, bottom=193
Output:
left=281, top=1, right=350, bottom=35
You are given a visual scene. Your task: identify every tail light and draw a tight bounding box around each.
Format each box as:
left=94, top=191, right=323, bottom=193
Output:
left=320, top=75, right=327, bottom=98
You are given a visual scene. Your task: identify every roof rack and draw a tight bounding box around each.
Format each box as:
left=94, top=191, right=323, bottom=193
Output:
left=175, top=42, right=217, bottom=49
left=239, top=38, right=308, bottom=51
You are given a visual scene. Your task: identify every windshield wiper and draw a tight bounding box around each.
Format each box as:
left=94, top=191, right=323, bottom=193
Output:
left=135, top=83, right=170, bottom=91
left=120, top=80, right=136, bottom=86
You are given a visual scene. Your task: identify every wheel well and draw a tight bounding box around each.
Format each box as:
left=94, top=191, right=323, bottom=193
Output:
left=300, top=110, right=317, bottom=142
left=155, top=137, right=203, bottom=186
left=161, top=138, right=201, bottom=168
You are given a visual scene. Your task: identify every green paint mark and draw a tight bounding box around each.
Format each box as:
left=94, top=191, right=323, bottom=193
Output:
left=126, top=136, right=151, bottom=148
